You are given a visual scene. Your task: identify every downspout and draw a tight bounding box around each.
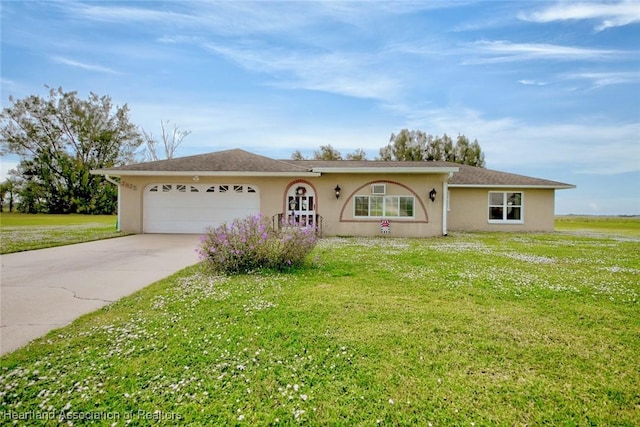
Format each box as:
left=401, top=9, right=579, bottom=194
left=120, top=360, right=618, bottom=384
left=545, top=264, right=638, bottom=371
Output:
left=442, top=173, right=453, bottom=236
left=105, top=174, right=121, bottom=232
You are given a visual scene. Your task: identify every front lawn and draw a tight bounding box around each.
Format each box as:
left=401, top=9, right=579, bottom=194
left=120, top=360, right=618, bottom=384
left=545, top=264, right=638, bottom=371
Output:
left=1, top=229, right=638, bottom=425
left=0, top=213, right=125, bottom=254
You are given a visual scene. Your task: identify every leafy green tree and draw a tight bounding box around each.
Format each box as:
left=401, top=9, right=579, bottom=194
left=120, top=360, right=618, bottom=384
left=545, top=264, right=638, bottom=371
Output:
left=291, top=150, right=307, bottom=160
left=0, top=181, right=6, bottom=212
left=0, top=86, right=143, bottom=214
left=441, top=134, right=455, bottom=162
left=379, top=129, right=485, bottom=167
left=0, top=177, right=18, bottom=212
left=313, top=144, right=343, bottom=160
left=379, top=129, right=428, bottom=161
left=346, top=148, right=368, bottom=160
left=465, top=137, right=485, bottom=167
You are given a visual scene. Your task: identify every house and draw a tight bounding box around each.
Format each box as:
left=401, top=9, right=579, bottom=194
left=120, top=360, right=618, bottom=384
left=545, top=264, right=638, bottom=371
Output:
left=91, top=148, right=574, bottom=237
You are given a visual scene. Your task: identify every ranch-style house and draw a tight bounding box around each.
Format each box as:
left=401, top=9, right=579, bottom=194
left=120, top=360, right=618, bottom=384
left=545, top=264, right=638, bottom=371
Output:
left=92, top=148, right=574, bottom=237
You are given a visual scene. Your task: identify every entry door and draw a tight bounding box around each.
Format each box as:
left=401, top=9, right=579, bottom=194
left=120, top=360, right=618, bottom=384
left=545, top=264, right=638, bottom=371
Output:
left=286, top=185, right=316, bottom=227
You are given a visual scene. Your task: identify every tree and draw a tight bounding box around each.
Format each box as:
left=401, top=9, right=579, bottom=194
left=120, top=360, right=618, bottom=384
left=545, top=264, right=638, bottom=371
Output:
left=379, top=129, right=485, bottom=167
left=291, top=150, right=307, bottom=160
left=0, top=181, right=5, bottom=211
left=313, top=144, right=343, bottom=160
left=346, top=148, right=368, bottom=160
left=0, top=86, right=143, bottom=214
left=0, top=177, right=18, bottom=212
left=141, top=120, right=191, bottom=161
left=380, top=129, right=428, bottom=161
left=467, top=138, right=485, bottom=167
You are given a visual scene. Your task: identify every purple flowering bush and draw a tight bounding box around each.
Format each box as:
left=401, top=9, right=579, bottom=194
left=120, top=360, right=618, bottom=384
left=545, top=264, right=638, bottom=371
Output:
left=198, top=214, right=317, bottom=274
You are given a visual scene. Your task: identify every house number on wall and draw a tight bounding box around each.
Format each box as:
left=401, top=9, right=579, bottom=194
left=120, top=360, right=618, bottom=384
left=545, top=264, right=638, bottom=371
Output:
left=121, top=181, right=138, bottom=191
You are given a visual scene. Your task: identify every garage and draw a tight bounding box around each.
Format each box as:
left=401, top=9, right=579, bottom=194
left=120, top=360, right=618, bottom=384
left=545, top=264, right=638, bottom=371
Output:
left=143, top=183, right=260, bottom=233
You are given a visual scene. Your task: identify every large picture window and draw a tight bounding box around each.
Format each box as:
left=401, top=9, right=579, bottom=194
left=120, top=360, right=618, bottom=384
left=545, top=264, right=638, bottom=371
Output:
left=488, top=192, right=523, bottom=223
left=354, top=196, right=414, bottom=218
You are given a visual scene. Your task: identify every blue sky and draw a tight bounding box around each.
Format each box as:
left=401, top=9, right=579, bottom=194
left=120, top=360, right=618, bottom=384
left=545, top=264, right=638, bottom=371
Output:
left=1, top=0, right=639, bottom=215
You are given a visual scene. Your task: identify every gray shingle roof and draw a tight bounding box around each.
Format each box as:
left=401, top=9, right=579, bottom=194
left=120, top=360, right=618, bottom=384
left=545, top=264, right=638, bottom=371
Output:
left=449, top=164, right=574, bottom=188
left=92, top=148, right=574, bottom=188
left=96, top=149, right=313, bottom=174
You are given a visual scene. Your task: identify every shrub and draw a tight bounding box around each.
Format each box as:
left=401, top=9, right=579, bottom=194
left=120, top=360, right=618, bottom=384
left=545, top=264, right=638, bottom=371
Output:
left=198, top=214, right=317, bottom=274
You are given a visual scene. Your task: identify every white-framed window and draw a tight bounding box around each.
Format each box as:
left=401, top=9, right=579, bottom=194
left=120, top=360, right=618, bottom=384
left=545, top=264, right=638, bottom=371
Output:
left=354, top=195, right=415, bottom=218
left=488, top=192, right=523, bottom=223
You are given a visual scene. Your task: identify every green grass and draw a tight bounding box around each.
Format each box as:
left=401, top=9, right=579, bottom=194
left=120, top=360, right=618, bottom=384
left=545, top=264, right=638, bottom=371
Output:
left=556, top=215, right=640, bottom=236
left=1, top=224, right=638, bottom=425
left=0, top=213, right=126, bottom=254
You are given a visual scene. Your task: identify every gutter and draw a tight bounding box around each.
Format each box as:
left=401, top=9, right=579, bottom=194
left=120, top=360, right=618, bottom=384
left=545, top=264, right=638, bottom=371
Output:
left=104, top=174, right=119, bottom=186
left=448, top=184, right=576, bottom=190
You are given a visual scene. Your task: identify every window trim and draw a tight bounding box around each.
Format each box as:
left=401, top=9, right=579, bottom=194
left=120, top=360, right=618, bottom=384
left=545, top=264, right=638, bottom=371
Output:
left=353, top=195, right=415, bottom=219
left=487, top=191, right=524, bottom=224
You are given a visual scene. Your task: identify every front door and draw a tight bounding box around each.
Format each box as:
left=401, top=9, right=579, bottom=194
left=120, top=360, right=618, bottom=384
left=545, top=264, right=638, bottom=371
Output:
left=287, top=185, right=316, bottom=227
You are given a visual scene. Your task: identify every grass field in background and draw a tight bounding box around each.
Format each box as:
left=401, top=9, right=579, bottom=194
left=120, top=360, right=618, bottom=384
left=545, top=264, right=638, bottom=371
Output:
left=0, top=213, right=124, bottom=254
left=1, top=219, right=638, bottom=425
left=555, top=215, right=640, bottom=236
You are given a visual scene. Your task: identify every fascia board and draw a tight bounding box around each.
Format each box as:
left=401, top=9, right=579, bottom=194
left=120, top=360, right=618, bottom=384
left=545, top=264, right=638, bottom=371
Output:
left=311, top=167, right=459, bottom=174
left=90, top=170, right=321, bottom=177
left=449, top=184, right=576, bottom=189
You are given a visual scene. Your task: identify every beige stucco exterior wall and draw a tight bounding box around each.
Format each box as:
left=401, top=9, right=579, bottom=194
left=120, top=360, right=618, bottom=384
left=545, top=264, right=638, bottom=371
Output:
left=114, top=173, right=448, bottom=237
left=316, top=173, right=445, bottom=237
left=447, top=187, right=556, bottom=232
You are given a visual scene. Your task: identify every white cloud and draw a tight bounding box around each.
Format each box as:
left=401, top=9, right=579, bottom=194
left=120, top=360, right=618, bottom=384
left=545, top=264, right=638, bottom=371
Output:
left=51, top=56, right=122, bottom=75
left=65, top=2, right=199, bottom=26
left=519, top=1, right=640, bottom=31
left=465, top=40, right=622, bottom=64
left=202, top=42, right=402, bottom=101
left=518, top=79, right=548, bottom=86
left=562, top=71, right=640, bottom=88
left=517, top=71, right=640, bottom=89
left=64, top=1, right=461, bottom=36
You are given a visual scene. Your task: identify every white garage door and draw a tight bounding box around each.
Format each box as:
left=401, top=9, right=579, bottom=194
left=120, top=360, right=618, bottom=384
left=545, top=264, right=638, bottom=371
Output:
left=143, top=184, right=260, bottom=234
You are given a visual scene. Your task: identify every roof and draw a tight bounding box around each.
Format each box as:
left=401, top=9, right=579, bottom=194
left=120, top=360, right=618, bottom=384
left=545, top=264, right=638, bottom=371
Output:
left=91, top=148, right=574, bottom=189
left=92, top=149, right=319, bottom=177
left=449, top=164, right=575, bottom=189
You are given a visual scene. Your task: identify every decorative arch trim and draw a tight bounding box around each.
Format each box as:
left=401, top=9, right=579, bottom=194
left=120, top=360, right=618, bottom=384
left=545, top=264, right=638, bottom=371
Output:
left=283, top=179, right=319, bottom=213
left=338, top=180, right=429, bottom=223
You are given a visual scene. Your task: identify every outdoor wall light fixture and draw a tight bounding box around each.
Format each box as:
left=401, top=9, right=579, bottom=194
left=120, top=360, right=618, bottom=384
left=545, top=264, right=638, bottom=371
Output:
left=429, top=188, right=437, bottom=202
left=334, top=185, right=341, bottom=199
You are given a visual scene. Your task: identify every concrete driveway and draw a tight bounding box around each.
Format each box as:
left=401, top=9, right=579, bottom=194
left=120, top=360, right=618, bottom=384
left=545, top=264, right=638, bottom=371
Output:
left=0, top=234, right=201, bottom=355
